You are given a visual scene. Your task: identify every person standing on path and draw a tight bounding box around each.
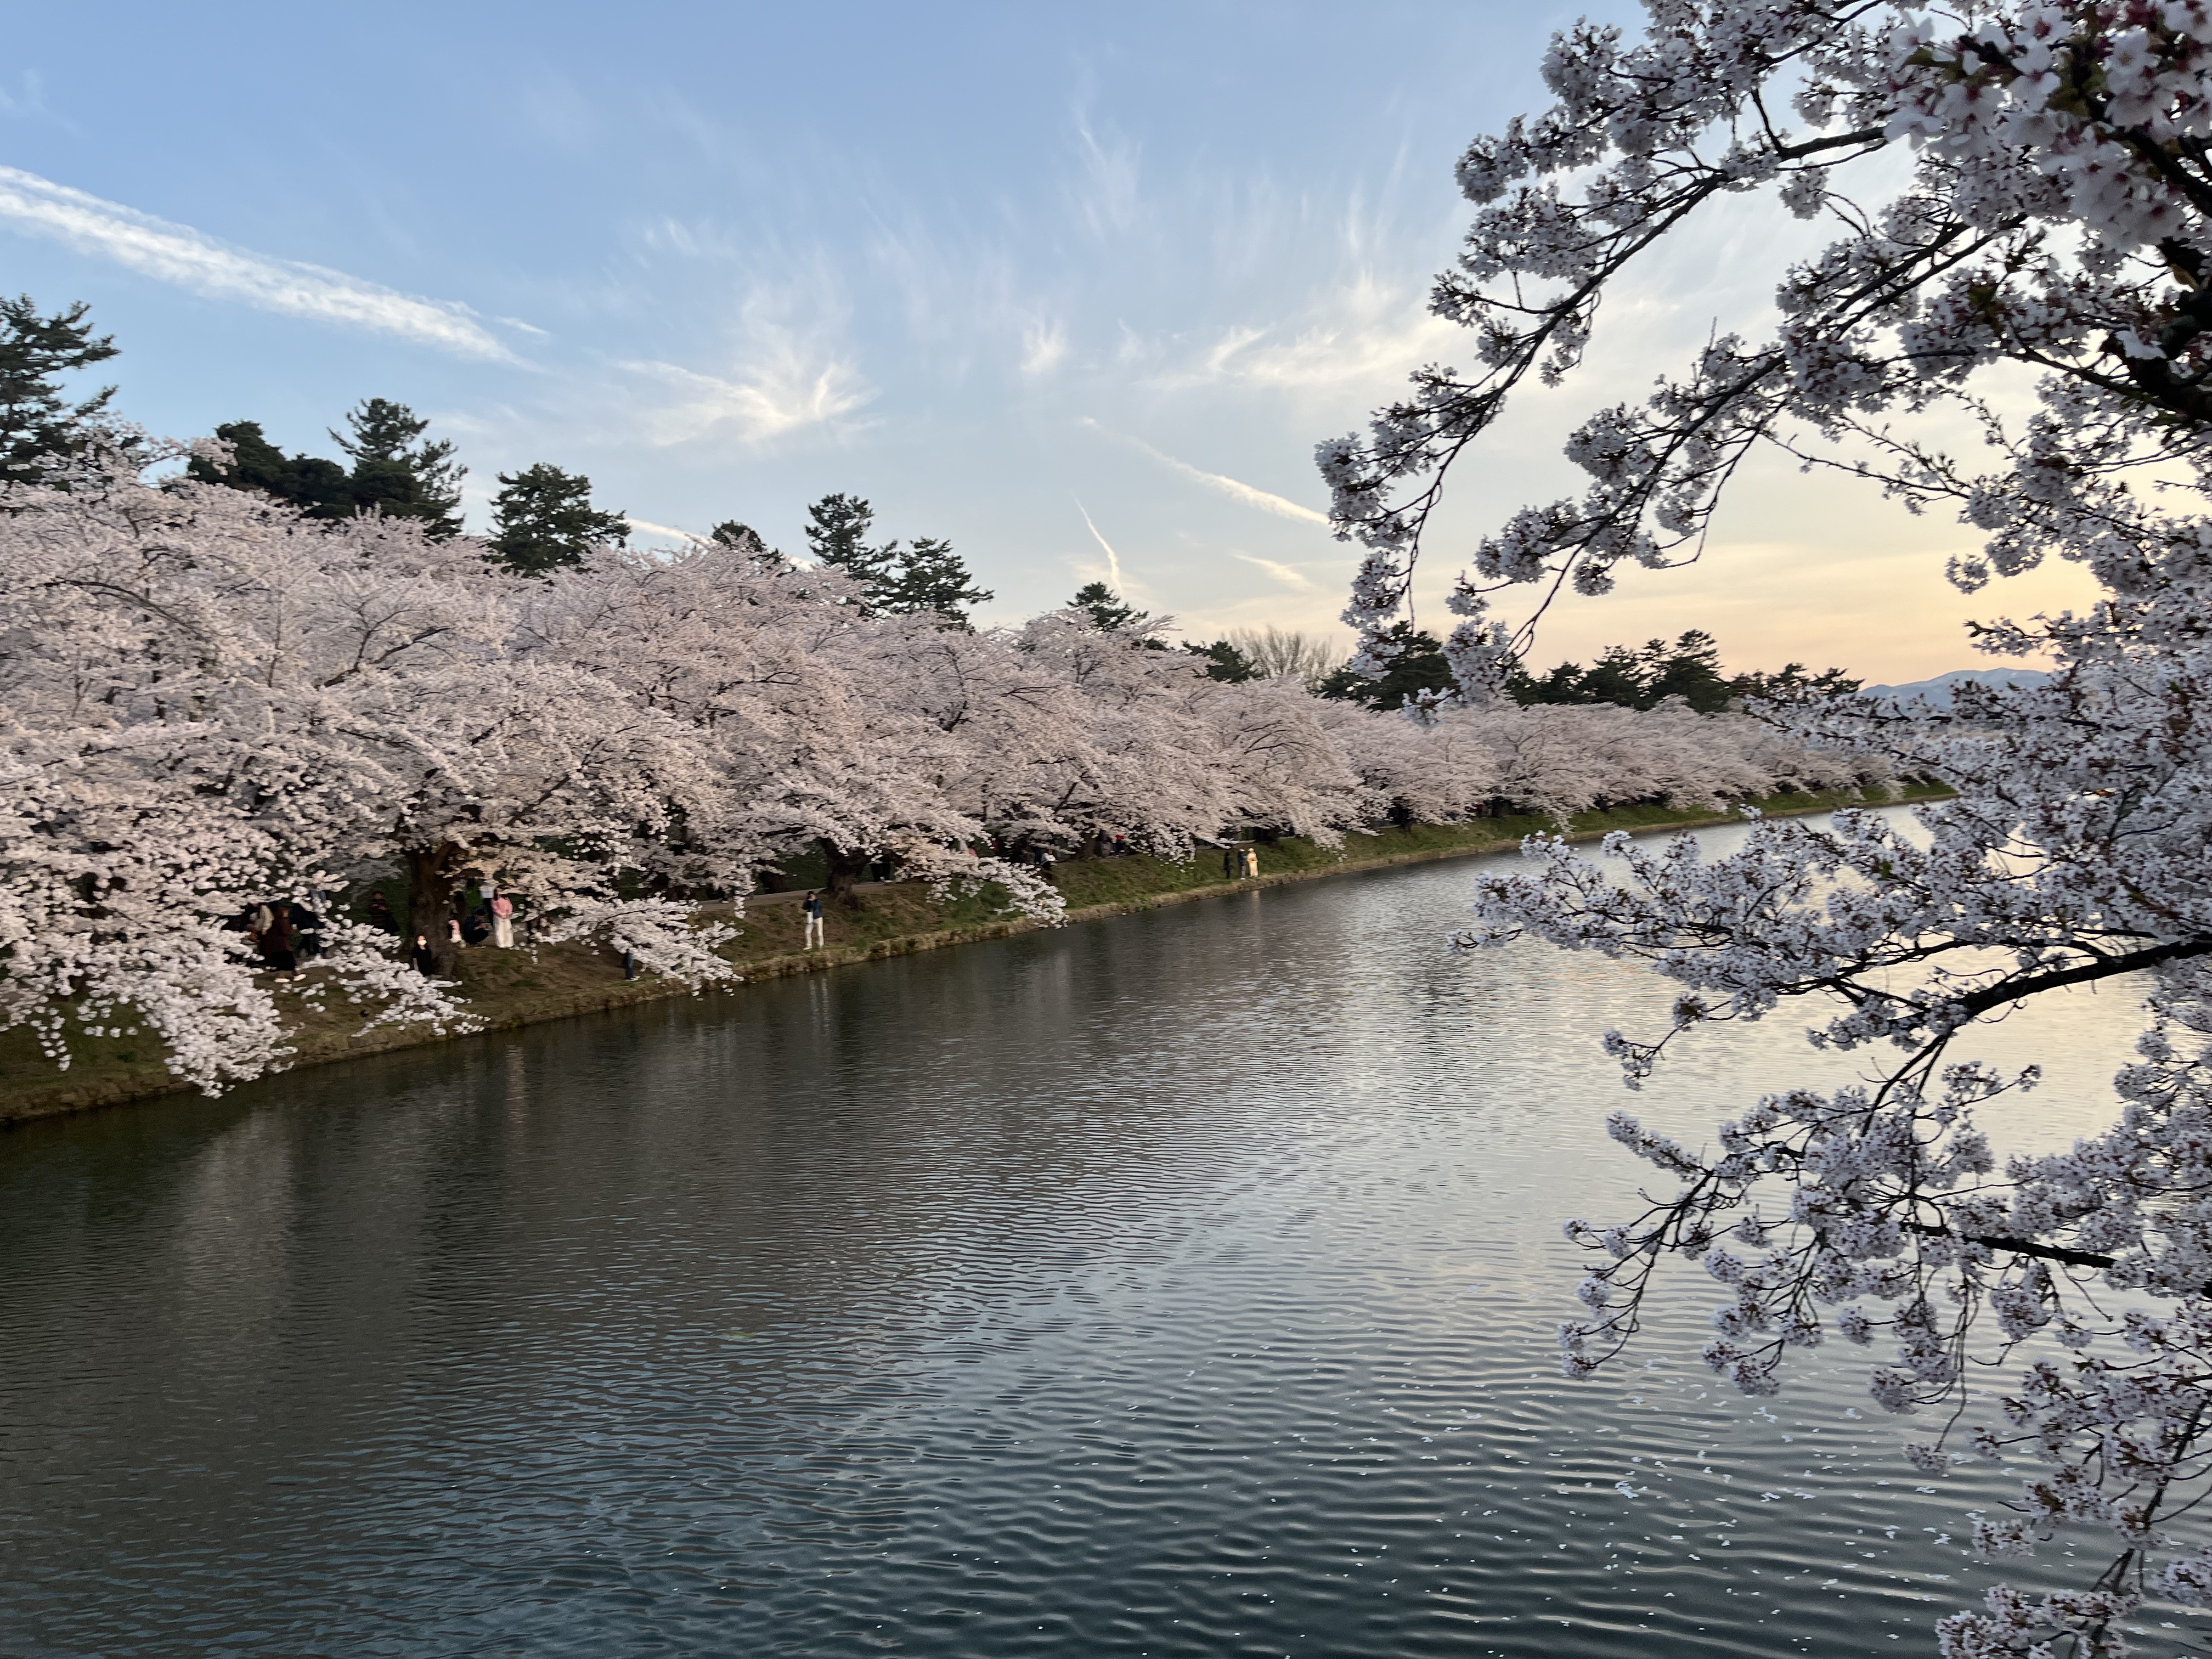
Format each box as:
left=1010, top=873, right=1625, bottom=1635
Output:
left=1244, top=846, right=1260, bottom=879
left=802, top=890, right=825, bottom=950
left=489, top=887, right=516, bottom=949
left=1222, top=845, right=1239, bottom=881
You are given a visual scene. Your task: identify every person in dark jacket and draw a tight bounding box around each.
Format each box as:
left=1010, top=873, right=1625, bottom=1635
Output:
left=259, top=905, right=298, bottom=978
left=290, top=899, right=323, bottom=962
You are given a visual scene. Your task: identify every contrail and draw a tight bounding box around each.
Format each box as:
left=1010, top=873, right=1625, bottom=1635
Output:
left=1080, top=417, right=1329, bottom=524
left=1229, top=550, right=1318, bottom=590
left=1074, top=498, right=1125, bottom=591
left=0, top=165, right=517, bottom=361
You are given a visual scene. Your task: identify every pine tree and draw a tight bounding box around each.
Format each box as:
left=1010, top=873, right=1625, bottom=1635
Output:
left=1185, top=639, right=1259, bottom=682
left=188, top=420, right=356, bottom=519
left=331, top=398, right=465, bottom=538
left=0, top=296, right=119, bottom=484
left=1503, top=630, right=1858, bottom=710
left=709, top=520, right=788, bottom=567
left=1316, top=622, right=1453, bottom=710
left=1726, top=662, right=1860, bottom=704
left=1069, top=580, right=1143, bottom=633
left=1637, top=629, right=1731, bottom=710
left=488, top=464, right=627, bottom=575
left=1576, top=644, right=1648, bottom=708
left=800, top=495, right=984, bottom=621
left=878, top=537, right=992, bottom=624
left=803, top=494, right=896, bottom=596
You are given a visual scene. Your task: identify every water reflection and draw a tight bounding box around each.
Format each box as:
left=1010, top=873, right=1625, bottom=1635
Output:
left=0, top=814, right=2173, bottom=1656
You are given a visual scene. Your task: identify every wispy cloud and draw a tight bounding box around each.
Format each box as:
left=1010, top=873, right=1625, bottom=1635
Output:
left=623, top=283, right=873, bottom=447
left=1159, top=276, right=1462, bottom=396
left=1020, top=317, right=1068, bottom=376
left=1229, top=550, right=1318, bottom=590
left=1082, top=418, right=1328, bottom=524
left=1072, top=117, right=1142, bottom=241
left=0, top=71, right=48, bottom=120
left=624, top=354, right=871, bottom=445
left=0, top=165, right=517, bottom=360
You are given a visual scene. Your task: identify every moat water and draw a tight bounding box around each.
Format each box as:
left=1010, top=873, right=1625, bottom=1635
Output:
left=0, top=816, right=2166, bottom=1656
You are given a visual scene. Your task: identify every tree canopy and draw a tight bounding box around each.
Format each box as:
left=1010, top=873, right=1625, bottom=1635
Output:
left=331, top=398, right=465, bottom=538
left=1, top=449, right=1876, bottom=1097
left=804, top=493, right=990, bottom=623
left=190, top=399, right=466, bottom=537
left=188, top=421, right=356, bottom=519
left=1068, top=579, right=1148, bottom=634
left=709, top=520, right=784, bottom=564
left=487, top=463, right=627, bottom=576
left=1318, top=4, right=2212, bottom=1649
left=1506, top=630, right=1861, bottom=713
left=1183, top=637, right=1259, bottom=682
left=1316, top=622, right=1454, bottom=711
left=0, top=295, right=117, bottom=486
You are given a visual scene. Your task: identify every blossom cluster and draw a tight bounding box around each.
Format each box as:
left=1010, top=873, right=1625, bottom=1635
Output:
left=0, top=452, right=1853, bottom=1095
left=1330, top=0, right=2212, bottom=1647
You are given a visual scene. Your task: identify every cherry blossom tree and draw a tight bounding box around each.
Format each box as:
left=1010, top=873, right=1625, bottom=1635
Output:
left=1194, top=676, right=1368, bottom=842
left=1318, top=2, right=2212, bottom=1651
left=0, top=450, right=742, bottom=1087
left=523, top=539, right=1059, bottom=918
left=1, top=435, right=1864, bottom=1147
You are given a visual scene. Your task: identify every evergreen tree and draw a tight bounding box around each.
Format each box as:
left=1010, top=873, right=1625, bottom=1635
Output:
left=188, top=420, right=356, bottom=519
left=1186, top=638, right=1259, bottom=682
left=1316, top=622, right=1454, bottom=710
left=1576, top=644, right=1649, bottom=708
left=1504, top=629, right=1857, bottom=712
left=1506, top=658, right=1590, bottom=704
left=0, top=296, right=119, bottom=484
left=804, top=494, right=896, bottom=595
left=1069, top=580, right=1144, bottom=633
left=488, top=464, right=627, bottom=575
left=330, top=398, right=464, bottom=538
left=1728, top=662, right=1860, bottom=704
left=191, top=398, right=465, bottom=533
left=877, top=536, right=992, bottom=624
left=1637, top=629, right=1731, bottom=710
left=1066, top=582, right=1171, bottom=647
left=802, top=495, right=985, bottom=622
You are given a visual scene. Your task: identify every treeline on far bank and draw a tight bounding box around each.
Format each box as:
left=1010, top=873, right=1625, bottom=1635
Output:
left=4, top=294, right=1854, bottom=716
left=4, top=293, right=1904, bottom=1099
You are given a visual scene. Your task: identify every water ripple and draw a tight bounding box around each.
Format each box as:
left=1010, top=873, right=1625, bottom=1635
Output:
left=0, top=823, right=2171, bottom=1655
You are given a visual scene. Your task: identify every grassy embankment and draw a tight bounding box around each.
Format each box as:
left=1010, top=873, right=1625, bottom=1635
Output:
left=0, top=781, right=1951, bottom=1123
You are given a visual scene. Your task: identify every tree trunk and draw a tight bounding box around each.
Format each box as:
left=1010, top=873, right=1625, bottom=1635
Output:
left=823, top=840, right=871, bottom=909
left=405, top=842, right=463, bottom=976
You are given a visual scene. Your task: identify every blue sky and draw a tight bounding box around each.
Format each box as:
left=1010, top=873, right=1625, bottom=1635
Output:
left=1, top=2, right=2097, bottom=680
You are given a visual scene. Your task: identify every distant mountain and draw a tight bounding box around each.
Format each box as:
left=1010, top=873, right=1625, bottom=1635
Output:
left=1858, top=668, right=2051, bottom=709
